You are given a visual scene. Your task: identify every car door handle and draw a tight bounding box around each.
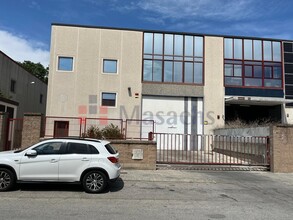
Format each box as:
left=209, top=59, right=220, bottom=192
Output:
left=51, top=159, right=58, bottom=163
left=82, top=158, right=89, bottom=161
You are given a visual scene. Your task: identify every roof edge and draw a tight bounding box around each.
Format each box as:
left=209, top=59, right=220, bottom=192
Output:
left=51, top=22, right=292, bottom=42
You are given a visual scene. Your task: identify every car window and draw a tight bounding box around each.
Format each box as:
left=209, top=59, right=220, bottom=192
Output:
left=105, top=144, right=117, bottom=154
left=33, top=142, right=63, bottom=155
left=89, top=145, right=99, bottom=154
left=67, top=142, right=90, bottom=154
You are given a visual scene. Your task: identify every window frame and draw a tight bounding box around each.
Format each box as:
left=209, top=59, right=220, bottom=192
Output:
left=10, top=79, right=16, bottom=93
left=142, top=32, right=204, bottom=85
left=57, top=56, right=74, bottom=72
left=102, top=59, right=118, bottom=74
left=224, top=38, right=283, bottom=89
left=101, top=92, right=117, bottom=108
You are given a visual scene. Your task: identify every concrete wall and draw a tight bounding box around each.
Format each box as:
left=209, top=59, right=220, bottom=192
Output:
left=0, top=52, right=47, bottom=118
left=203, top=36, right=225, bottom=134
left=270, top=126, right=293, bottom=173
left=47, top=26, right=143, bottom=120
left=111, top=140, right=156, bottom=170
left=214, top=127, right=270, bottom=137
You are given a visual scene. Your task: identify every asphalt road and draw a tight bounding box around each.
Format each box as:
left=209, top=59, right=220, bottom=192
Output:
left=0, top=170, right=293, bottom=220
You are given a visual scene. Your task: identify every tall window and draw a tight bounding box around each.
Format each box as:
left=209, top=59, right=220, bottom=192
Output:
left=143, top=33, right=204, bottom=84
left=224, top=38, right=282, bottom=88
left=10, top=80, right=16, bottom=93
left=58, top=57, right=73, bottom=71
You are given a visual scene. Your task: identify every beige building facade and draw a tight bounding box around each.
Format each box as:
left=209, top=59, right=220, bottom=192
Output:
left=47, top=24, right=293, bottom=137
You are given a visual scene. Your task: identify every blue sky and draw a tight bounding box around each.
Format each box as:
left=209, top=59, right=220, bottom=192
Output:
left=1, top=0, right=293, bottom=67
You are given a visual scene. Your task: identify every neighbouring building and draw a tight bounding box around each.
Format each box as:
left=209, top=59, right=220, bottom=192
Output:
left=0, top=51, right=47, bottom=150
left=46, top=23, right=293, bottom=138
left=0, top=51, right=47, bottom=118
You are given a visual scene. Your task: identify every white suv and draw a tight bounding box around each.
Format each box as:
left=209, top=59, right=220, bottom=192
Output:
left=0, top=138, right=121, bottom=193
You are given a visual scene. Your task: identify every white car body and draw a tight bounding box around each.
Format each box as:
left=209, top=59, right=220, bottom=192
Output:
left=0, top=138, right=121, bottom=192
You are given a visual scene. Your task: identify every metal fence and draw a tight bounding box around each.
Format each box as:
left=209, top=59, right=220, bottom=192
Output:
left=44, top=116, right=154, bottom=140
left=125, top=119, right=155, bottom=140
left=153, top=133, right=270, bottom=166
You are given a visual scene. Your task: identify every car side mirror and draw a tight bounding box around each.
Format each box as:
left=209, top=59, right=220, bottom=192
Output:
left=26, top=149, right=37, bottom=157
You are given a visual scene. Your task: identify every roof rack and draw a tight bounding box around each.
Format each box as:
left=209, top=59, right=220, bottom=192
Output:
left=44, top=137, right=101, bottom=143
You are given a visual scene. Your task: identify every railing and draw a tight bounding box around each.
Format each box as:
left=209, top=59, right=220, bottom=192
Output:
left=125, top=119, right=155, bottom=140
left=44, top=116, right=155, bottom=140
left=153, top=133, right=270, bottom=166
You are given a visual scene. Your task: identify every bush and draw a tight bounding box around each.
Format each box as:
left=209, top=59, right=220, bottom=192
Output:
left=83, top=125, right=103, bottom=139
left=83, top=124, right=124, bottom=139
left=102, top=124, right=124, bottom=139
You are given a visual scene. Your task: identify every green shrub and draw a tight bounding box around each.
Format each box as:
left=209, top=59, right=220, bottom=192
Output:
left=83, top=125, right=103, bottom=139
left=83, top=124, right=123, bottom=139
left=102, top=123, right=124, bottom=139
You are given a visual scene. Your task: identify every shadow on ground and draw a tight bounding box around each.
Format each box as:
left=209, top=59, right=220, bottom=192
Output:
left=14, top=177, right=124, bottom=193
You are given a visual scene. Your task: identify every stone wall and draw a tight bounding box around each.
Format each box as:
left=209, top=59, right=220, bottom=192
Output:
left=110, top=140, right=157, bottom=170
left=270, top=126, right=293, bottom=173
left=21, top=113, right=43, bottom=148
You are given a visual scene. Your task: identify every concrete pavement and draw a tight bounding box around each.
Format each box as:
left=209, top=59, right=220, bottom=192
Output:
left=0, top=169, right=292, bottom=220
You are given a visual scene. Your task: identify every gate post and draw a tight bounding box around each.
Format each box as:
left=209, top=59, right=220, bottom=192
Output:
left=21, top=113, right=44, bottom=148
left=148, top=132, right=154, bottom=141
left=0, top=112, right=9, bottom=151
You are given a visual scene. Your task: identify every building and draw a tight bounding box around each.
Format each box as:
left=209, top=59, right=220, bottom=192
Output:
left=0, top=51, right=48, bottom=118
left=0, top=51, right=48, bottom=151
left=46, top=23, right=293, bottom=138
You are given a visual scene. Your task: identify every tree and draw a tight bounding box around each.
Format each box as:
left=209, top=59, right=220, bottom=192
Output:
left=18, top=61, right=48, bottom=84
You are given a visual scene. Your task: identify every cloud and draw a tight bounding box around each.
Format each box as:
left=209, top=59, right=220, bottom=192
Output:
left=121, top=0, right=257, bottom=21
left=0, top=29, right=49, bottom=67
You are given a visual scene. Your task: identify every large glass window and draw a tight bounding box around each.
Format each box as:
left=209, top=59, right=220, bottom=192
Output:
left=234, top=39, right=242, bottom=59
left=224, top=38, right=233, bottom=59
left=143, top=32, right=204, bottom=85
left=58, top=57, right=73, bottom=71
left=144, top=33, right=153, bottom=54
left=224, top=38, right=282, bottom=89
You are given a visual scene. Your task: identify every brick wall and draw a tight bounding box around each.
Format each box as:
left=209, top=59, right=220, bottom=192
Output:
left=21, top=113, right=43, bottom=148
left=270, top=126, right=293, bottom=173
left=110, top=140, right=157, bottom=170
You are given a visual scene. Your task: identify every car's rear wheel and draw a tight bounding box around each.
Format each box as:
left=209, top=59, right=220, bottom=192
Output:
left=82, top=171, right=107, bottom=193
left=0, top=168, right=15, bottom=192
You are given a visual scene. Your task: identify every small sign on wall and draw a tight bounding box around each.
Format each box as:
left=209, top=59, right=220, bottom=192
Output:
left=132, top=149, right=143, bottom=160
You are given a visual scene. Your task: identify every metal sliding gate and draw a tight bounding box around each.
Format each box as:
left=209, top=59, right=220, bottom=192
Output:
left=154, top=133, right=270, bottom=168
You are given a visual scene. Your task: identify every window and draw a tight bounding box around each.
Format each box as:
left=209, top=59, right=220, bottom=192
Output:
left=10, top=80, right=16, bottom=93
left=103, top=59, right=117, bottom=73
left=143, top=32, right=204, bottom=85
left=67, top=143, right=90, bottom=154
left=58, top=57, right=73, bottom=71
left=224, top=38, right=282, bottom=89
left=101, top=92, right=116, bottom=107
left=33, top=142, right=63, bottom=155
left=40, top=94, right=43, bottom=104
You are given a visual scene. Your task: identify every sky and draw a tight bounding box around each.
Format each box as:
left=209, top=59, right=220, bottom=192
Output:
left=1, top=0, right=293, bottom=67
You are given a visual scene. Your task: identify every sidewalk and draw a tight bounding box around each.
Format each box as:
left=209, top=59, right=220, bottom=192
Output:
left=120, top=169, right=293, bottom=185
left=120, top=169, right=221, bottom=183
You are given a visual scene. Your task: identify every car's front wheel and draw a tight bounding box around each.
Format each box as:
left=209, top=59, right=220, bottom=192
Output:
left=82, top=171, right=107, bottom=193
left=0, top=168, right=15, bottom=192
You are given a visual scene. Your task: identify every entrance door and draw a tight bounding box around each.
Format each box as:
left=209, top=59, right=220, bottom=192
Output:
left=54, top=121, right=69, bottom=137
